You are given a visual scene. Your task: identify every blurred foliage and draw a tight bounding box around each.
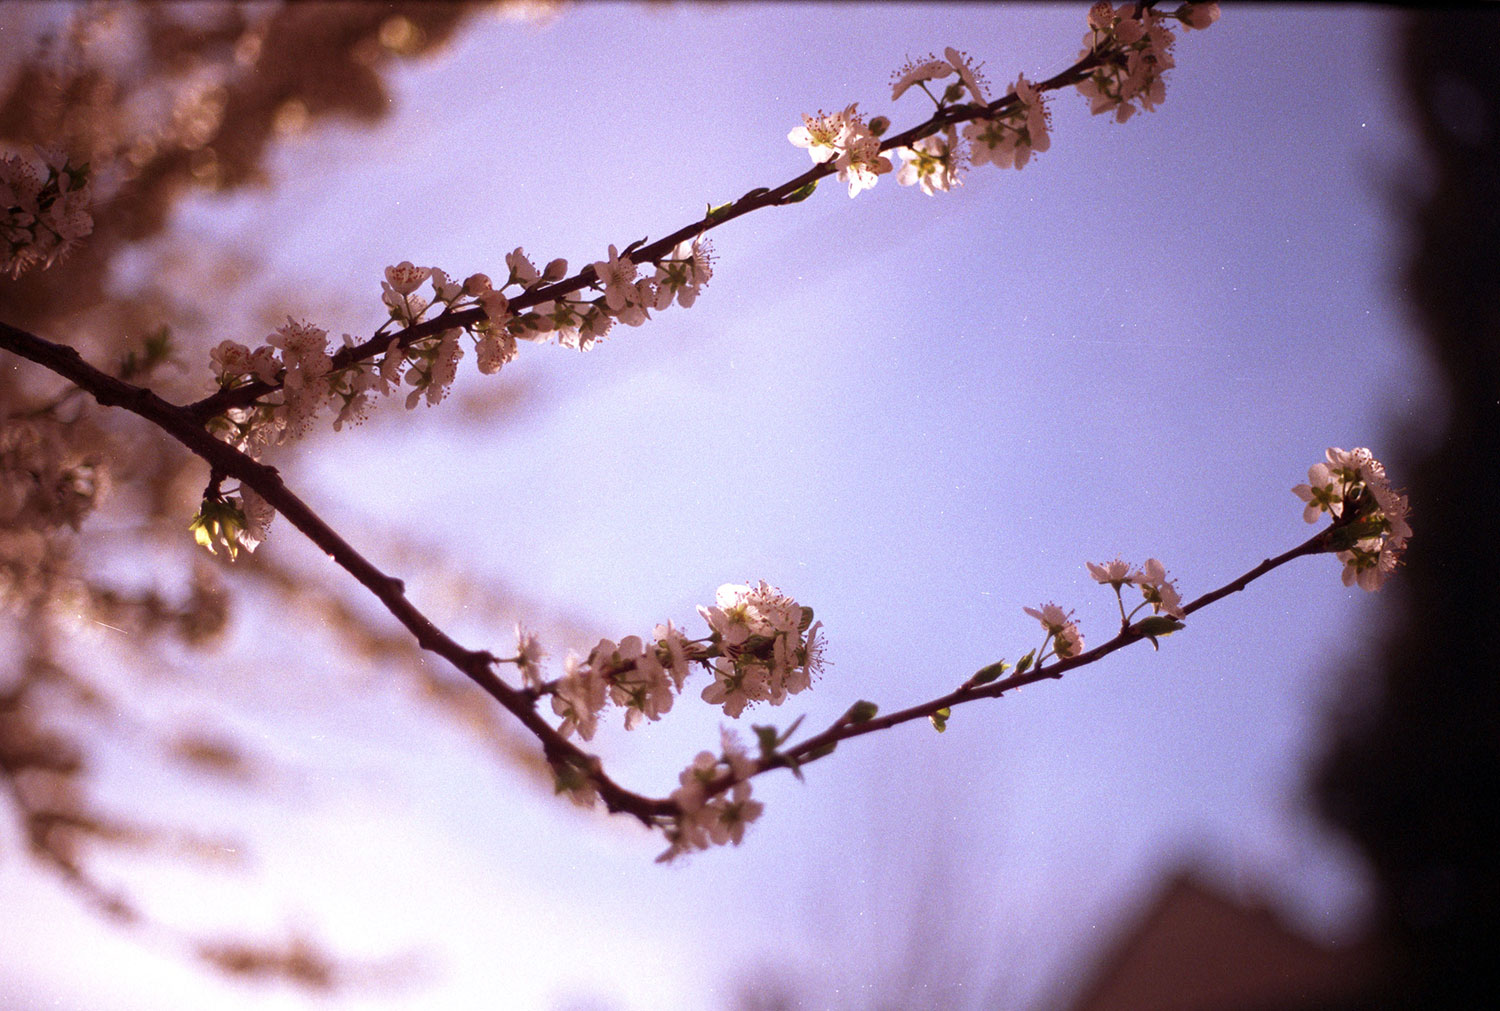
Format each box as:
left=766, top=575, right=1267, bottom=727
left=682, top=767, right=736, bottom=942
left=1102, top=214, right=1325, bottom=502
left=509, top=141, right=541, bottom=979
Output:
left=0, top=1, right=578, bottom=990
left=1312, top=9, right=1500, bottom=1010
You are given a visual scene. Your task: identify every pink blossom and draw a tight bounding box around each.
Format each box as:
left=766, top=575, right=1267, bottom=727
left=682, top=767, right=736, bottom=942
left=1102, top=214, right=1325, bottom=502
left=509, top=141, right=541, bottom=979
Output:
left=945, top=47, right=990, bottom=104
left=383, top=261, right=429, bottom=295
left=788, top=104, right=861, bottom=164
left=889, top=54, right=952, bottom=102
left=1132, top=558, right=1186, bottom=620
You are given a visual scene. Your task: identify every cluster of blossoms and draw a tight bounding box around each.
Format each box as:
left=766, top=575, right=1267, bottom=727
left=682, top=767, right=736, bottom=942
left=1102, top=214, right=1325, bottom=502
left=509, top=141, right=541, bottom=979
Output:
left=547, top=625, right=695, bottom=741
left=1, top=147, right=93, bottom=279
left=657, top=728, right=763, bottom=862
left=1087, top=557, right=1187, bottom=621
left=697, top=581, right=824, bottom=717
left=589, top=239, right=715, bottom=327
left=539, top=582, right=823, bottom=744
left=1023, top=557, right=1187, bottom=662
left=195, top=239, right=713, bottom=558
left=1293, top=447, right=1411, bottom=591
left=966, top=74, right=1051, bottom=171
left=888, top=47, right=1053, bottom=179
left=1076, top=1, right=1218, bottom=123
left=886, top=48, right=985, bottom=192
left=517, top=583, right=820, bottom=857
left=788, top=104, right=893, bottom=197
left=799, top=3, right=1219, bottom=200
left=1024, top=602, right=1085, bottom=659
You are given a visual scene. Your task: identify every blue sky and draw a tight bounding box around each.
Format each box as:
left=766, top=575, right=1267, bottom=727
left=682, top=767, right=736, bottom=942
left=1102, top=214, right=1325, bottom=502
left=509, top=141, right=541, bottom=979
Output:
left=0, top=4, right=1436, bottom=1009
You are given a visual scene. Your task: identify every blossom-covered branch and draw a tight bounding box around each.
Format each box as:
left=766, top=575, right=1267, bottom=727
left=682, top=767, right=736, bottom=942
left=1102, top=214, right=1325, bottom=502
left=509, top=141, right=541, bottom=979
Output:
left=152, top=3, right=1220, bottom=568
left=743, top=530, right=1343, bottom=774
left=0, top=318, right=1413, bottom=860
left=651, top=454, right=1409, bottom=860
left=18, top=0, right=1422, bottom=865
left=0, top=321, right=673, bottom=825
left=180, top=2, right=1219, bottom=433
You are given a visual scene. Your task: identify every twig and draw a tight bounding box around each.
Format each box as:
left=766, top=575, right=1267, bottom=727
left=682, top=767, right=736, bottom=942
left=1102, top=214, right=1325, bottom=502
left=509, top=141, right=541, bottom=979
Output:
left=2, top=315, right=1342, bottom=825
left=181, top=47, right=1111, bottom=424
left=0, top=321, right=673, bottom=823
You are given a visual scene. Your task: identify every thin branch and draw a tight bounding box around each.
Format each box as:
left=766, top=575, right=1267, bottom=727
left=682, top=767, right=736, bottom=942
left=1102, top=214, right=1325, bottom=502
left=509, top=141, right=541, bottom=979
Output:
left=181, top=45, right=1113, bottom=424
left=0, top=321, right=672, bottom=823
left=0, top=7, right=1263, bottom=837
left=761, top=529, right=1338, bottom=779
left=1, top=315, right=1346, bottom=833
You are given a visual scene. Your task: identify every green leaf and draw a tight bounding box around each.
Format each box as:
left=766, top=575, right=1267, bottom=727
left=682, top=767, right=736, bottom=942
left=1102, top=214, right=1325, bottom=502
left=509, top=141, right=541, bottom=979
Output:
left=118, top=324, right=174, bottom=381
left=143, top=323, right=173, bottom=360
left=741, top=634, right=777, bottom=665
left=845, top=700, right=879, bottom=724
left=752, top=724, right=779, bottom=758
left=777, top=179, right=819, bottom=204
left=971, top=660, right=1010, bottom=686
left=1015, top=650, right=1035, bottom=675
left=868, top=115, right=890, bottom=137
left=1328, top=518, right=1386, bottom=550
left=620, top=237, right=649, bottom=259
left=705, top=200, right=734, bottom=222
left=741, top=186, right=770, bottom=202
left=805, top=741, right=837, bottom=761
left=188, top=497, right=246, bottom=561
left=929, top=707, right=951, bottom=733
left=1133, top=616, right=1185, bottom=638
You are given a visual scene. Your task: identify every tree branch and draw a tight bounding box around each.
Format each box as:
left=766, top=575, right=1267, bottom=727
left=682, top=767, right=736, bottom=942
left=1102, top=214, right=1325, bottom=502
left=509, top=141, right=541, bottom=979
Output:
left=761, top=529, right=1338, bottom=780
left=1, top=312, right=1351, bottom=834
left=0, top=321, right=672, bottom=823
left=181, top=45, right=1112, bottom=424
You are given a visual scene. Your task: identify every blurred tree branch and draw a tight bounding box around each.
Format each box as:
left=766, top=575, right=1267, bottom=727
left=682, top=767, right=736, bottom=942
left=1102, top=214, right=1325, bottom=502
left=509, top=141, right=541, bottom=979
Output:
left=1, top=1, right=567, bottom=990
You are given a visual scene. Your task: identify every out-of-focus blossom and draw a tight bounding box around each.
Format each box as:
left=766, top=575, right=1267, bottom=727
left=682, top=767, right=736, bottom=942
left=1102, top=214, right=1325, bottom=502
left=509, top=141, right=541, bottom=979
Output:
left=965, top=74, right=1050, bottom=170
left=1, top=149, right=93, bottom=278
left=896, top=127, right=964, bottom=195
